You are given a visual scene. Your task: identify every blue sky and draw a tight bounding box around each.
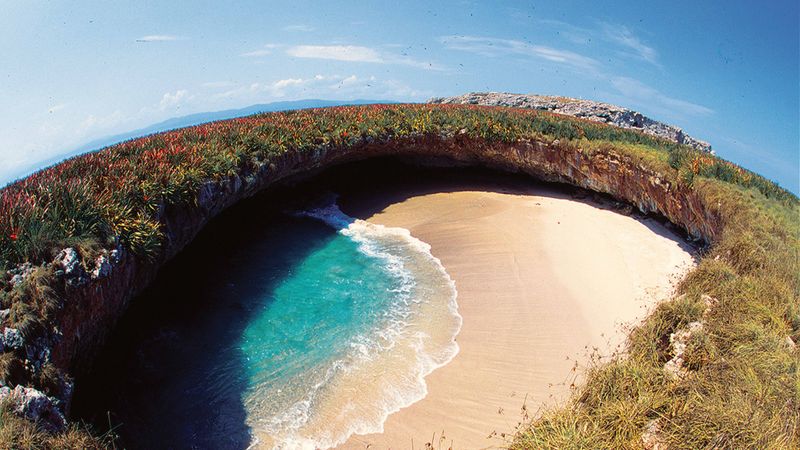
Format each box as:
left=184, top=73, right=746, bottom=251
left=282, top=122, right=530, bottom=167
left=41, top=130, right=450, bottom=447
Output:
left=1, top=0, right=798, bottom=192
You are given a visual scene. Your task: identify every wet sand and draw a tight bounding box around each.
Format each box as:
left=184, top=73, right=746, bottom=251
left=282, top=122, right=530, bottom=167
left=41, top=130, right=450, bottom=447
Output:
left=338, top=181, right=695, bottom=449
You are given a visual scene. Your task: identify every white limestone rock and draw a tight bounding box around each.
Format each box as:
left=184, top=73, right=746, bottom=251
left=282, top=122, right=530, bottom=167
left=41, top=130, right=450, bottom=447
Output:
left=429, top=92, right=713, bottom=152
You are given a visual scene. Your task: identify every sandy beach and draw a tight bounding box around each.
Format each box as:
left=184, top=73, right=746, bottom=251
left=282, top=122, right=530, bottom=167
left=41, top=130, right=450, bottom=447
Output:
left=337, top=179, right=696, bottom=449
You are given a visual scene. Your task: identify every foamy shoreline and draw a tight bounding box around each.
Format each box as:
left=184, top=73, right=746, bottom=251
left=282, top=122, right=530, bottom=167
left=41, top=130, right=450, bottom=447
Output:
left=250, top=201, right=463, bottom=449
left=337, top=181, right=696, bottom=449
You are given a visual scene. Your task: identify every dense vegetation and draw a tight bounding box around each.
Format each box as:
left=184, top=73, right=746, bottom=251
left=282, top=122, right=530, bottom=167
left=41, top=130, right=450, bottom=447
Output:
left=0, top=104, right=797, bottom=448
left=1, top=104, right=791, bottom=269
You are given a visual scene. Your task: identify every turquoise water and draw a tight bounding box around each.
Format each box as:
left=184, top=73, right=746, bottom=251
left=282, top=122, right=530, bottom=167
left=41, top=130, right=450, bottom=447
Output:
left=245, top=202, right=461, bottom=448
left=241, top=233, right=402, bottom=387
left=74, top=198, right=460, bottom=449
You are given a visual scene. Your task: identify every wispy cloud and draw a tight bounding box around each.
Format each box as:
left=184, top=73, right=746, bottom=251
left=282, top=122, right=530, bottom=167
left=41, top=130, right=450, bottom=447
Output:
left=533, top=18, right=594, bottom=45
left=272, top=78, right=305, bottom=89
left=216, top=74, right=355, bottom=99
left=158, top=89, right=193, bottom=110
left=135, top=35, right=185, bottom=43
left=212, top=73, right=427, bottom=101
left=47, top=104, right=66, bottom=114
left=287, top=45, right=382, bottom=62
left=77, top=110, right=127, bottom=134
left=611, top=77, right=713, bottom=117
left=239, top=43, right=280, bottom=57
left=440, top=35, right=599, bottom=71
left=240, top=49, right=273, bottom=57
left=283, top=25, right=314, bottom=32
left=520, top=19, right=661, bottom=68
left=285, top=44, right=443, bottom=70
left=601, top=23, right=659, bottom=67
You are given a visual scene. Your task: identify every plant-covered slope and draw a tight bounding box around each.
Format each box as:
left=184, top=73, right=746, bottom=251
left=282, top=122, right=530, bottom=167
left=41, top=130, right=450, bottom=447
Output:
left=0, top=104, right=796, bottom=448
left=1, top=104, right=789, bottom=268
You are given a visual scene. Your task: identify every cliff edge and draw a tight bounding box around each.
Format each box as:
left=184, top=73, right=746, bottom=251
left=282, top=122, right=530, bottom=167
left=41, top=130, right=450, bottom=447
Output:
left=429, top=92, right=712, bottom=153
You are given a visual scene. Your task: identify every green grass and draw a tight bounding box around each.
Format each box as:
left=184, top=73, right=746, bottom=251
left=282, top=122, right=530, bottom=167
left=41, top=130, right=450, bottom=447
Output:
left=0, top=104, right=796, bottom=447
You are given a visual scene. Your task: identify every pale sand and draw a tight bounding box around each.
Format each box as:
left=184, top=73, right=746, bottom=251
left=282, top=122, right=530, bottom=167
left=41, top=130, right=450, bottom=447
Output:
left=338, top=181, right=695, bottom=449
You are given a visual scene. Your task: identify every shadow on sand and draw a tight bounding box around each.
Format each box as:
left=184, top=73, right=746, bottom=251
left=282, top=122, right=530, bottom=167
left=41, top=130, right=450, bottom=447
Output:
left=71, top=158, right=697, bottom=449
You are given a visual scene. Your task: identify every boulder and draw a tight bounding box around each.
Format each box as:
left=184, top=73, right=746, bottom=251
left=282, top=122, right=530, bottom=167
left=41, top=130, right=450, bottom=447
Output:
left=56, top=248, right=88, bottom=286
left=1, top=327, right=24, bottom=350
left=0, top=385, right=66, bottom=431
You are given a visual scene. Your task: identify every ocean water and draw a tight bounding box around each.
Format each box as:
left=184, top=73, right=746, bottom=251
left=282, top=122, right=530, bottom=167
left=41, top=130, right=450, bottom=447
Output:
left=247, top=201, right=461, bottom=448
left=75, top=196, right=460, bottom=449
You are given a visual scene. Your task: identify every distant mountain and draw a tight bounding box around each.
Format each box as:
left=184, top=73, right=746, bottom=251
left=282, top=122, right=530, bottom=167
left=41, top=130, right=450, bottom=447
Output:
left=3, top=99, right=394, bottom=187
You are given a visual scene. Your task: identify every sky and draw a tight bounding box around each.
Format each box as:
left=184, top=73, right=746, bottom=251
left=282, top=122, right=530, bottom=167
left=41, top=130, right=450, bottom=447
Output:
left=1, top=0, right=798, bottom=192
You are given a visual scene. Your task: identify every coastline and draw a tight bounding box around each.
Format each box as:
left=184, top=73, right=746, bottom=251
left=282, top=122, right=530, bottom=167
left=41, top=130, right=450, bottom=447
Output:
left=337, top=179, right=696, bottom=449
left=249, top=203, right=464, bottom=449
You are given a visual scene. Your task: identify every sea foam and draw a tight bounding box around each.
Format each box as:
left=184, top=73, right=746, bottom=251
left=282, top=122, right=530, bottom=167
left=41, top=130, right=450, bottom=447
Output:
left=245, top=196, right=461, bottom=449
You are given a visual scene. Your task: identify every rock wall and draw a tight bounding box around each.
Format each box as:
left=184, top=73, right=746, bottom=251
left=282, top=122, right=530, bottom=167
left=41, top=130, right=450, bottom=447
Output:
left=429, top=92, right=713, bottom=153
left=4, top=132, right=724, bottom=427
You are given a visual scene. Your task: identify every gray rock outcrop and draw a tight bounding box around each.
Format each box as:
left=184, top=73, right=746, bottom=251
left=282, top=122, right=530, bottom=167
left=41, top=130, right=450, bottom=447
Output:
left=0, top=385, right=66, bottom=431
left=56, top=248, right=88, bottom=286
left=428, top=92, right=712, bottom=152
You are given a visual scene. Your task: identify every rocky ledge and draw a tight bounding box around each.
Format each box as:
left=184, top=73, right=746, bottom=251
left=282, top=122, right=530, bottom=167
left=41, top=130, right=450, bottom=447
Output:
left=429, top=92, right=712, bottom=153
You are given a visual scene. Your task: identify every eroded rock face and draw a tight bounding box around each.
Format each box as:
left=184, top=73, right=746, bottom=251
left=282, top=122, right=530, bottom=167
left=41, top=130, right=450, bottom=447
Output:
left=429, top=92, right=713, bottom=153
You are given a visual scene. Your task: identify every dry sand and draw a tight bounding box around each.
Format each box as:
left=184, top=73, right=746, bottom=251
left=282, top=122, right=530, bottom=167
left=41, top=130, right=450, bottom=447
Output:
left=338, top=180, right=695, bottom=449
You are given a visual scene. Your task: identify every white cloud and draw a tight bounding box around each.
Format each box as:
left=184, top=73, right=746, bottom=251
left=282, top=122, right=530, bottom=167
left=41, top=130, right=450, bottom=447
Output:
left=77, top=110, right=127, bottom=135
left=611, top=77, right=714, bottom=117
left=212, top=73, right=426, bottom=102
left=240, top=44, right=281, bottom=57
left=47, top=104, right=66, bottom=114
left=517, top=19, right=661, bottom=69
left=287, top=45, right=383, bottom=62
left=440, top=35, right=599, bottom=71
left=272, top=78, right=305, bottom=89
left=340, top=75, right=360, bottom=86
left=602, top=24, right=659, bottom=67
left=283, top=25, right=314, bottom=32
left=285, top=44, right=443, bottom=70
left=533, top=18, right=594, bottom=45
left=214, top=77, right=313, bottom=99
left=240, top=49, right=273, bottom=57
left=159, top=89, right=193, bottom=110
left=135, top=35, right=185, bottom=42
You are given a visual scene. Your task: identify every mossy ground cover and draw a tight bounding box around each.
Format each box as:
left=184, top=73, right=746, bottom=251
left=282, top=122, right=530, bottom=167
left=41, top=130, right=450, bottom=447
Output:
left=0, top=104, right=796, bottom=448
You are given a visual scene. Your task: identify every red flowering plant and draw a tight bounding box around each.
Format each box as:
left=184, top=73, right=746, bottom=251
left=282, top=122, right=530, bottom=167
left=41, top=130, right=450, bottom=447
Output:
left=0, top=104, right=791, bottom=270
